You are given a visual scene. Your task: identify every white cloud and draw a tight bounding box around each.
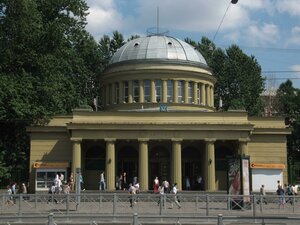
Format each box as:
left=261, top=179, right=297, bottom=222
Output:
left=85, top=0, right=123, bottom=40
left=290, top=65, right=300, bottom=78
left=246, top=23, right=280, bottom=45
left=276, top=0, right=300, bottom=17
left=286, top=26, right=300, bottom=46
left=135, top=0, right=250, bottom=33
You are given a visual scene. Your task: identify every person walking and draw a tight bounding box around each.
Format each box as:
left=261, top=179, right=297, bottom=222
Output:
left=5, top=185, right=13, bottom=206
left=153, top=176, right=159, bottom=193
left=99, top=171, right=106, bottom=191
left=80, top=174, right=85, bottom=191
left=257, top=184, right=267, bottom=204
left=68, top=172, right=74, bottom=192
left=170, top=183, right=181, bottom=209
left=128, top=183, right=137, bottom=207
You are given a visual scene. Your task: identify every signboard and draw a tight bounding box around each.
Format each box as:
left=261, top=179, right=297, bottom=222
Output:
left=33, top=162, right=69, bottom=169
left=242, top=158, right=250, bottom=203
left=228, top=158, right=241, bottom=195
left=159, top=104, right=168, bottom=112
left=250, top=163, right=285, bottom=169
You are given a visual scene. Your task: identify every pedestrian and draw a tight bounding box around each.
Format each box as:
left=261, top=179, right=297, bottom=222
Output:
left=157, top=185, right=165, bottom=206
left=128, top=183, right=137, bottom=207
left=80, top=174, right=85, bottom=191
left=286, top=184, right=293, bottom=204
left=20, top=183, right=28, bottom=200
left=122, top=172, right=127, bottom=191
left=277, top=181, right=285, bottom=208
left=5, top=185, right=13, bottom=206
left=163, top=180, right=170, bottom=193
left=99, top=171, right=106, bottom=191
left=153, top=176, right=159, bottom=193
left=196, top=175, right=203, bottom=190
left=257, top=184, right=267, bottom=204
left=68, top=172, right=74, bottom=191
left=186, top=177, right=191, bottom=190
left=170, top=183, right=181, bottom=209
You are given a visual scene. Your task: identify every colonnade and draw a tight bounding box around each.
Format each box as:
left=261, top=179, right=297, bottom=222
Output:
left=71, top=137, right=249, bottom=192
left=102, top=79, right=214, bottom=107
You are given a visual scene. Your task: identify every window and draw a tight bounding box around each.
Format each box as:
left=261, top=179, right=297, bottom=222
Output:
left=108, top=84, right=112, bottom=105
left=178, top=80, right=183, bottom=103
left=144, top=80, right=150, bottom=102
left=36, top=169, right=67, bottom=190
left=123, top=81, right=129, bottom=103
left=197, top=83, right=200, bottom=104
left=85, top=146, right=106, bottom=171
left=155, top=80, right=162, bottom=102
left=188, top=81, right=193, bottom=103
left=115, top=82, right=119, bottom=104
left=133, top=80, right=139, bottom=102
left=167, top=80, right=173, bottom=102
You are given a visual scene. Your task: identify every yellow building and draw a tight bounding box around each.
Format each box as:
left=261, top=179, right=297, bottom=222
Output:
left=28, top=35, right=289, bottom=193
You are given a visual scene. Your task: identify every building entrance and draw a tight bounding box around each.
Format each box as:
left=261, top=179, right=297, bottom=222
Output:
left=182, top=146, right=202, bottom=190
left=149, top=146, right=170, bottom=190
left=117, top=146, right=138, bottom=186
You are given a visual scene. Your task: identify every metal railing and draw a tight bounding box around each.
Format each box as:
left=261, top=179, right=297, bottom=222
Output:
left=1, top=192, right=300, bottom=224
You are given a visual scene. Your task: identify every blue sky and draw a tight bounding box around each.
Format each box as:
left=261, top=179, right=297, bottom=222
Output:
left=85, top=0, right=300, bottom=89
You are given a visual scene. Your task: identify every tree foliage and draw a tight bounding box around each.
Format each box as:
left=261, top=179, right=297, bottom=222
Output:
left=0, top=0, right=101, bottom=183
left=275, top=80, right=300, bottom=169
left=186, top=37, right=265, bottom=115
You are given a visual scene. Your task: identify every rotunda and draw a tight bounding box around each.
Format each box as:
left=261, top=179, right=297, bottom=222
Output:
left=100, top=35, right=216, bottom=112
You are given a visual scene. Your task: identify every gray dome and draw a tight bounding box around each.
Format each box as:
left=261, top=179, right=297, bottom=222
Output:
left=109, top=35, right=207, bottom=66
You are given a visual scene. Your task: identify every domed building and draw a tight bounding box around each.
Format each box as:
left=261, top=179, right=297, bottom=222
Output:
left=28, top=35, right=289, bottom=193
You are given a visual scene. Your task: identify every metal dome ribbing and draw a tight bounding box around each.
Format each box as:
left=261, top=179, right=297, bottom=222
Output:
left=109, top=35, right=207, bottom=66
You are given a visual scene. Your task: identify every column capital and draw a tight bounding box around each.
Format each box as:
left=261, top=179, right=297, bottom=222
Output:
left=238, top=138, right=250, bottom=143
left=138, top=138, right=149, bottom=142
left=171, top=138, right=183, bottom=142
left=70, top=137, right=82, bottom=142
left=204, top=138, right=216, bottom=143
left=104, top=138, right=116, bottom=142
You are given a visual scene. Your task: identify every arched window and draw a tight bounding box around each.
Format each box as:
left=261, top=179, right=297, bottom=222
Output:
left=133, top=80, right=139, bottom=102
left=123, top=81, right=129, bottom=103
left=178, top=80, right=183, bottom=103
left=197, top=83, right=200, bottom=104
left=144, top=80, right=150, bottom=102
left=115, top=82, right=119, bottom=104
left=167, top=80, right=173, bottom=102
left=155, top=80, right=162, bottom=102
left=188, top=81, right=193, bottom=103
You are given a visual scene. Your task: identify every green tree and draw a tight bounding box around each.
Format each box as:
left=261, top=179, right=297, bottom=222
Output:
left=186, top=37, right=264, bottom=115
left=0, top=0, right=101, bottom=184
left=275, top=80, right=300, bottom=178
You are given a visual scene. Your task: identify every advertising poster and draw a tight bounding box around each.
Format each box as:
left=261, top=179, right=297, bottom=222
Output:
left=242, top=158, right=250, bottom=202
left=228, top=158, right=241, bottom=195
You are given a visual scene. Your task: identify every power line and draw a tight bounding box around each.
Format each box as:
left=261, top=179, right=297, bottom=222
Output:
left=262, top=70, right=300, bottom=73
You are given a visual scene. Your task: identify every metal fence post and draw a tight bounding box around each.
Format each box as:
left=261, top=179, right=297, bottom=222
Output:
left=293, top=196, right=295, bottom=213
left=133, top=213, right=139, bottom=225
left=159, top=194, right=163, bottom=215
left=205, top=194, right=209, bottom=216
left=66, top=194, right=70, bottom=216
left=217, top=214, right=224, bottom=225
left=227, top=195, right=230, bottom=211
left=252, top=195, right=256, bottom=218
left=99, top=192, right=102, bottom=209
left=18, top=194, right=22, bottom=217
left=196, top=194, right=199, bottom=212
left=113, top=193, right=117, bottom=216
left=48, top=213, right=54, bottom=225
left=259, top=195, right=263, bottom=213
left=35, top=192, right=37, bottom=208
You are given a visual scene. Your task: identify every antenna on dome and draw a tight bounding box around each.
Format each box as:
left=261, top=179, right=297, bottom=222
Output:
left=147, top=7, right=169, bottom=36
left=157, top=7, right=159, bottom=34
